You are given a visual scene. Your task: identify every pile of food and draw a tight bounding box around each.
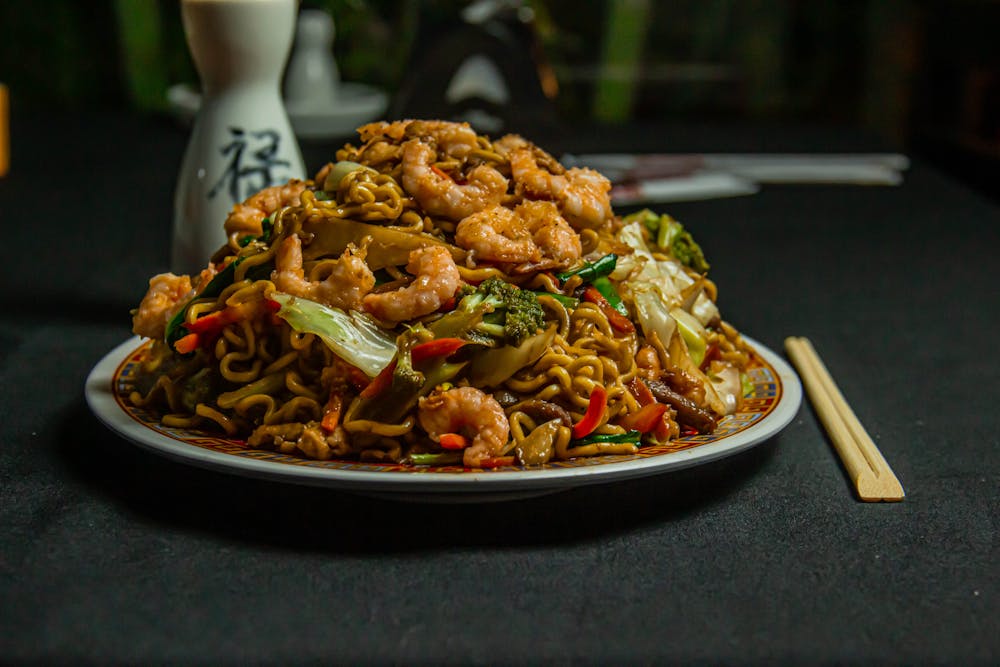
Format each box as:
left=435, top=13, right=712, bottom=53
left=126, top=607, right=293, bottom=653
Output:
left=129, top=119, right=752, bottom=468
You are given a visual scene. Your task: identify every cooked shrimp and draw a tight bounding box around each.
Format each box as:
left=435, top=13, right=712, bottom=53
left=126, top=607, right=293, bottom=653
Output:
left=635, top=344, right=662, bottom=380
left=272, top=234, right=375, bottom=311
left=223, top=180, right=308, bottom=239
left=455, top=205, right=541, bottom=264
left=404, top=119, right=479, bottom=158
left=509, top=148, right=612, bottom=230
left=132, top=273, right=193, bottom=339
left=357, top=120, right=412, bottom=143
left=313, top=162, right=334, bottom=187
left=362, top=246, right=461, bottom=323
left=492, top=133, right=530, bottom=157
left=418, top=386, right=510, bottom=467
left=401, top=140, right=508, bottom=221
left=454, top=201, right=581, bottom=268
left=514, top=200, right=582, bottom=267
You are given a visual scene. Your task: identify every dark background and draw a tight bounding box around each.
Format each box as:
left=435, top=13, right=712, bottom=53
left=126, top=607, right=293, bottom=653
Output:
left=0, top=3, right=997, bottom=664
left=2, top=0, right=1000, bottom=200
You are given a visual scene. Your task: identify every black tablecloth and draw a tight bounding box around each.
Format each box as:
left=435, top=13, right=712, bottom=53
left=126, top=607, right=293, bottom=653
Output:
left=1, top=109, right=997, bottom=665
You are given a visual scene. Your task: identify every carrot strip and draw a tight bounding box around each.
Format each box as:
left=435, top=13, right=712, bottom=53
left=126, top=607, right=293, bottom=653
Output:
left=439, top=433, right=469, bottom=450
left=173, top=332, right=200, bottom=354
left=621, top=402, right=669, bottom=434
left=477, top=456, right=515, bottom=468
left=321, top=392, right=343, bottom=433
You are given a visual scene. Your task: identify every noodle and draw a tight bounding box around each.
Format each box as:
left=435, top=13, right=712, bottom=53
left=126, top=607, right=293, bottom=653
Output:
left=128, top=119, right=752, bottom=467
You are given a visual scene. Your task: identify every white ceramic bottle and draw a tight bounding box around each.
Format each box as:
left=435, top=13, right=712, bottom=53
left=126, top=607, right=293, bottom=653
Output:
left=172, top=0, right=305, bottom=275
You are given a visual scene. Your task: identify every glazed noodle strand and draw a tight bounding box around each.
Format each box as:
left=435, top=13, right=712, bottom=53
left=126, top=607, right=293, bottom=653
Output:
left=128, top=118, right=753, bottom=468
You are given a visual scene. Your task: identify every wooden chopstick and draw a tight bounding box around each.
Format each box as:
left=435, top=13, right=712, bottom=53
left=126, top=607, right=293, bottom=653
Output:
left=784, top=336, right=904, bottom=502
left=0, top=83, right=8, bottom=178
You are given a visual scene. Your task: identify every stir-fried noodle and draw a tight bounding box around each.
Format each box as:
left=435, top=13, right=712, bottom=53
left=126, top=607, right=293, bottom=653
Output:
left=130, top=119, right=752, bottom=467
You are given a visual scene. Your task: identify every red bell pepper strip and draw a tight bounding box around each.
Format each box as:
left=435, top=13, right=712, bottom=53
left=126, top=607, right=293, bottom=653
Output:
left=654, top=415, right=673, bottom=441
left=185, top=305, right=243, bottom=335
left=627, top=378, right=674, bottom=439
left=263, top=298, right=284, bottom=326
left=410, top=338, right=467, bottom=364
left=582, top=287, right=635, bottom=334
left=439, top=433, right=469, bottom=450
left=176, top=303, right=256, bottom=352
left=620, top=402, right=669, bottom=434
left=173, top=332, right=200, bottom=355
left=321, top=391, right=343, bottom=433
left=573, top=384, right=608, bottom=439
left=359, top=358, right=397, bottom=399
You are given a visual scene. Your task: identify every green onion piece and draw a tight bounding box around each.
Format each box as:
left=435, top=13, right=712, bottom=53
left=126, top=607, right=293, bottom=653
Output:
left=532, top=291, right=579, bottom=308
left=408, top=452, right=463, bottom=466
left=556, top=253, right=618, bottom=283
left=592, top=276, right=628, bottom=316
left=238, top=218, right=272, bottom=246
left=571, top=430, right=642, bottom=446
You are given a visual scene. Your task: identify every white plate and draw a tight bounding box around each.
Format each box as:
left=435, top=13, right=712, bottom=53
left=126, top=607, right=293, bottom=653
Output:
left=86, top=336, right=801, bottom=502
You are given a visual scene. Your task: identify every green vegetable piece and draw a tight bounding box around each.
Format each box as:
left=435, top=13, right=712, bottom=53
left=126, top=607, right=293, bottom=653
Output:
left=216, top=372, right=286, bottom=410
left=466, top=325, right=557, bottom=388
left=670, top=307, right=707, bottom=368
left=179, top=367, right=217, bottom=412
left=322, top=161, right=364, bottom=191
left=571, top=430, right=642, bottom=446
left=556, top=253, right=618, bottom=283
left=592, top=276, right=628, bottom=316
left=622, top=209, right=710, bottom=274
left=408, top=452, right=463, bottom=466
left=659, top=218, right=709, bottom=274
left=301, top=217, right=466, bottom=270
left=354, top=327, right=469, bottom=425
left=270, top=292, right=396, bottom=377
left=532, top=291, right=579, bottom=309
left=667, top=224, right=709, bottom=273
left=433, top=277, right=545, bottom=347
left=238, top=217, right=273, bottom=246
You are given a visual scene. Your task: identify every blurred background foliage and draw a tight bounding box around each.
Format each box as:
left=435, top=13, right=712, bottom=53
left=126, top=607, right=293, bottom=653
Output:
left=1, top=0, right=999, bottom=194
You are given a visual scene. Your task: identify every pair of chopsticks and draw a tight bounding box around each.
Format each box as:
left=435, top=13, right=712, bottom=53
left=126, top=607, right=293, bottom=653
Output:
left=785, top=336, right=905, bottom=502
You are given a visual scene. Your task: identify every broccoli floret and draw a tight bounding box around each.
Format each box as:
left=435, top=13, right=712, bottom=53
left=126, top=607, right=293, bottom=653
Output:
left=623, top=209, right=711, bottom=274
left=665, top=220, right=710, bottom=273
left=438, top=278, right=545, bottom=347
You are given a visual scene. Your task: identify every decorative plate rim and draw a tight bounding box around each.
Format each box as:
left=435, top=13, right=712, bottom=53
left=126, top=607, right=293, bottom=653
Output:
left=85, top=335, right=801, bottom=496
